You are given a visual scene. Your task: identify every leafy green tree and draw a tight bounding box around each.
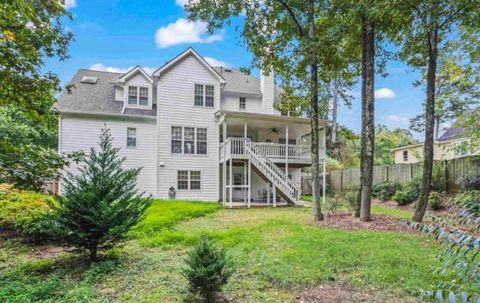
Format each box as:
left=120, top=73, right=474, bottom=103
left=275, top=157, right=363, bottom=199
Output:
left=394, top=0, right=479, bottom=222
left=374, top=125, right=415, bottom=165
left=0, top=0, right=73, bottom=190
left=52, top=128, right=152, bottom=261
left=182, top=236, right=232, bottom=303
left=410, top=43, right=480, bottom=139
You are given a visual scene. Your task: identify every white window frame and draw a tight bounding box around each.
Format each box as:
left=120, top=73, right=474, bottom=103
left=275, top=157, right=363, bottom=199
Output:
left=403, top=150, right=408, bottom=162
left=127, top=85, right=149, bottom=106
left=194, top=84, right=215, bottom=108
left=177, top=170, right=202, bottom=191
left=239, top=97, right=246, bottom=110
left=171, top=126, right=208, bottom=155
left=127, top=127, right=137, bottom=148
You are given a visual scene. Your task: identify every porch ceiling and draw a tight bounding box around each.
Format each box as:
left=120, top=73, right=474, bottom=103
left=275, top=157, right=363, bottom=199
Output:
left=218, top=110, right=327, bottom=138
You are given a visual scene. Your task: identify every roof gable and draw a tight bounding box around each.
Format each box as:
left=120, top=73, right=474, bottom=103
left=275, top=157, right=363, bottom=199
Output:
left=153, top=48, right=226, bottom=83
left=118, top=66, right=153, bottom=84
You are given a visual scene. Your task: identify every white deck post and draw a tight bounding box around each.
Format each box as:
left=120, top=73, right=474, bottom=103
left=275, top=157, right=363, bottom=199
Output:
left=285, top=123, right=289, bottom=182
left=248, top=158, right=251, bottom=208
left=222, top=120, right=227, bottom=205
left=244, top=120, right=248, bottom=206
left=267, top=183, right=270, bottom=205
left=229, top=158, right=233, bottom=208
left=273, top=184, right=277, bottom=207
left=322, top=126, right=327, bottom=206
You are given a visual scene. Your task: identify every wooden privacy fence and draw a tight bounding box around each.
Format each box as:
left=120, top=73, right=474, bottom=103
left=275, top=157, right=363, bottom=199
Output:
left=329, top=155, right=480, bottom=193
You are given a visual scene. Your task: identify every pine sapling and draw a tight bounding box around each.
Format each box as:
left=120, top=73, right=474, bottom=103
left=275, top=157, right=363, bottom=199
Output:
left=52, top=127, right=152, bottom=261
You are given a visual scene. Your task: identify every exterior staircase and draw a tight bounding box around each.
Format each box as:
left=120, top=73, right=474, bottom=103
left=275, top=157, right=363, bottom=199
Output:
left=223, top=138, right=301, bottom=205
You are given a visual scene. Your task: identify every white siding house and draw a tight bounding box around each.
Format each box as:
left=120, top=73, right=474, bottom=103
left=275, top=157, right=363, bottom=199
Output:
left=56, top=48, right=328, bottom=206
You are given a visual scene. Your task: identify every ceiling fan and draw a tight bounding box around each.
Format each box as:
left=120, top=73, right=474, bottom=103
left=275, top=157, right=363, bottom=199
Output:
left=268, top=128, right=281, bottom=135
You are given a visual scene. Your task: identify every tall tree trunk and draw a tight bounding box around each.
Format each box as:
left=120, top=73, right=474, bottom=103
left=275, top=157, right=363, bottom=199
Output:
left=413, top=28, right=438, bottom=223
left=356, top=29, right=367, bottom=218
left=331, top=77, right=339, bottom=143
left=308, top=0, right=323, bottom=222
left=360, top=14, right=375, bottom=222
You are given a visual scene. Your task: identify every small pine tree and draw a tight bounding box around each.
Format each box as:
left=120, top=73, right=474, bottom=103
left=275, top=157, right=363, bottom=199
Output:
left=182, top=236, right=232, bottom=303
left=53, top=127, right=151, bottom=261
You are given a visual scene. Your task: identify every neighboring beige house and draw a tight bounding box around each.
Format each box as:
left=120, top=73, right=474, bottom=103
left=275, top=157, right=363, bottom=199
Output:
left=392, top=127, right=472, bottom=164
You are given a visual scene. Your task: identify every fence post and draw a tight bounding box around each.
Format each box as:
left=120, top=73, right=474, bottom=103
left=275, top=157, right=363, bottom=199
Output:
left=443, top=160, right=448, bottom=192
left=340, top=170, right=343, bottom=192
left=409, top=163, right=413, bottom=179
left=385, top=165, right=389, bottom=182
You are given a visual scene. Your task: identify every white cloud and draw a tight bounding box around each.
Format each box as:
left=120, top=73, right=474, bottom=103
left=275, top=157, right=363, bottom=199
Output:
left=88, top=64, right=156, bottom=75
left=375, top=88, right=397, bottom=99
left=204, top=57, right=229, bottom=67
left=154, top=18, right=223, bottom=48
left=175, top=0, right=188, bottom=6
left=384, top=114, right=410, bottom=128
left=64, top=0, right=77, bottom=9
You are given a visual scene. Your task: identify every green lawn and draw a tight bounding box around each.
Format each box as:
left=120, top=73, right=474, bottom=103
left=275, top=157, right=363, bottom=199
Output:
left=0, top=199, right=441, bottom=302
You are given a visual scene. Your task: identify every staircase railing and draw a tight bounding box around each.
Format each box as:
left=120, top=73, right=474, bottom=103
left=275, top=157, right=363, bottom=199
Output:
left=245, top=139, right=301, bottom=204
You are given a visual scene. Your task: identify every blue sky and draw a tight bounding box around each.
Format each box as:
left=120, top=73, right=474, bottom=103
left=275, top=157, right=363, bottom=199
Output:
left=49, top=0, right=427, bottom=140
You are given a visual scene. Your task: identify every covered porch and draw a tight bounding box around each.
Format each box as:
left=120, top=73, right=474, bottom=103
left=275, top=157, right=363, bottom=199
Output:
left=216, top=110, right=328, bottom=208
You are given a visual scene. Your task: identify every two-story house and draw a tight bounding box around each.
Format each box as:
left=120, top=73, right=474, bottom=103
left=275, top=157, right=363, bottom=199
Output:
left=56, top=48, right=328, bottom=207
left=392, top=126, right=475, bottom=164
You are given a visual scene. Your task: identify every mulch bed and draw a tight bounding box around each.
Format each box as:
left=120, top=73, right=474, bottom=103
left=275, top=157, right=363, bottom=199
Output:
left=313, top=212, right=418, bottom=234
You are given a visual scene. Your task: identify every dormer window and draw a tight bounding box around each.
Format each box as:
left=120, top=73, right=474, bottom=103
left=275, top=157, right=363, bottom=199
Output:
left=139, top=87, right=148, bottom=105
left=194, top=84, right=214, bottom=107
left=128, top=86, right=137, bottom=104
left=127, top=86, right=149, bottom=106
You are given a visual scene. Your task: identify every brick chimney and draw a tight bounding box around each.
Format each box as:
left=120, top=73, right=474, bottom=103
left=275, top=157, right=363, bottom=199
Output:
left=260, top=69, right=276, bottom=114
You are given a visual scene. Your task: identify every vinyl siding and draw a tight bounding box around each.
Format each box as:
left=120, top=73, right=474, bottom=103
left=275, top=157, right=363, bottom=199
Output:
left=59, top=114, right=157, bottom=196
left=220, top=94, right=263, bottom=114
left=156, top=53, right=220, bottom=201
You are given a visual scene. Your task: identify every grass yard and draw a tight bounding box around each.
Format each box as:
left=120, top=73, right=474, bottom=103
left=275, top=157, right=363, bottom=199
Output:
left=0, top=199, right=442, bottom=302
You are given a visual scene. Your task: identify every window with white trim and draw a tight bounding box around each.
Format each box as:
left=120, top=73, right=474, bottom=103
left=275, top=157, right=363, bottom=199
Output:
left=127, top=86, right=149, bottom=105
left=177, top=170, right=201, bottom=190
left=403, top=150, right=408, bottom=161
left=197, top=128, right=207, bottom=154
left=184, top=127, right=195, bottom=154
left=171, top=126, right=208, bottom=155
left=139, top=87, right=148, bottom=105
left=190, top=171, right=201, bottom=190
left=239, top=97, right=246, bottom=109
left=127, top=127, right=136, bottom=147
left=128, top=86, right=138, bottom=104
left=194, top=84, right=214, bottom=107
left=171, top=126, right=182, bottom=153
left=194, top=84, right=204, bottom=106
left=177, top=170, right=189, bottom=190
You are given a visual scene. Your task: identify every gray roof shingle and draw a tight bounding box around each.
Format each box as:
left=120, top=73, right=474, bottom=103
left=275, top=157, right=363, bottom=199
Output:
left=57, top=67, right=281, bottom=116
left=438, top=127, right=463, bottom=141
left=56, top=69, right=156, bottom=117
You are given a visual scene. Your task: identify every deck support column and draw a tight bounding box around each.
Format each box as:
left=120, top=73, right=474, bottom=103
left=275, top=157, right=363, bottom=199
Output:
left=267, top=183, right=270, bottom=205
left=229, top=158, right=233, bottom=208
left=273, top=184, right=277, bottom=207
left=222, top=120, right=227, bottom=206
left=248, top=158, right=251, bottom=208
left=285, top=123, right=289, bottom=183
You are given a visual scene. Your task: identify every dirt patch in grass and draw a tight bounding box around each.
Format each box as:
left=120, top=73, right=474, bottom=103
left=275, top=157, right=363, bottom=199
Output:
left=26, top=245, right=67, bottom=260
left=293, top=282, right=413, bottom=303
left=313, top=212, right=418, bottom=234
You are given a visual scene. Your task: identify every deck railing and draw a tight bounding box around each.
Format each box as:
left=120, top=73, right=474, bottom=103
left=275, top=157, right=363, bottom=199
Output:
left=253, top=142, right=312, bottom=162
left=220, top=138, right=323, bottom=163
